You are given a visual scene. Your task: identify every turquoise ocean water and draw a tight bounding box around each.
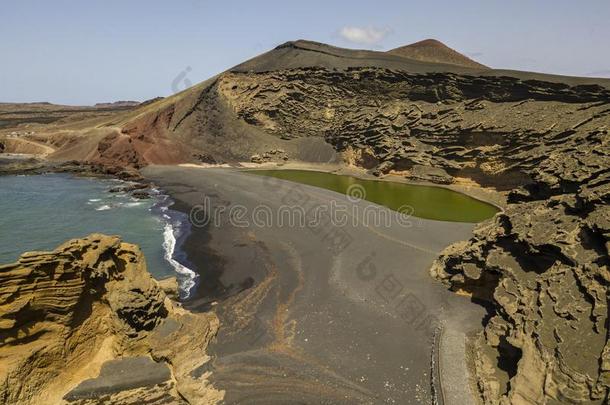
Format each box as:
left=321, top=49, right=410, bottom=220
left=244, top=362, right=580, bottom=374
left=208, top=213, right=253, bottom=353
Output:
left=0, top=173, right=196, bottom=297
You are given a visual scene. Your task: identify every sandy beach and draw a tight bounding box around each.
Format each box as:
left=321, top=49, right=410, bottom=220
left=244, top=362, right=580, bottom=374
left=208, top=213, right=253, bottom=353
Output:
left=143, top=165, right=486, bottom=404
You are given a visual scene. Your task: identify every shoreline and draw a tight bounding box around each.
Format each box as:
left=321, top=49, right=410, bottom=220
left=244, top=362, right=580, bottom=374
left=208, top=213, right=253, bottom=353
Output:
left=156, top=161, right=504, bottom=301
left=2, top=160, right=491, bottom=401
left=153, top=195, right=199, bottom=299
left=2, top=156, right=503, bottom=300
left=180, top=161, right=507, bottom=212
left=152, top=191, right=258, bottom=309
left=0, top=168, right=197, bottom=299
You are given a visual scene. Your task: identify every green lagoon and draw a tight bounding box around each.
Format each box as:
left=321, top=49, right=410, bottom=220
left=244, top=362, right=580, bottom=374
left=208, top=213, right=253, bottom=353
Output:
left=248, top=169, right=499, bottom=223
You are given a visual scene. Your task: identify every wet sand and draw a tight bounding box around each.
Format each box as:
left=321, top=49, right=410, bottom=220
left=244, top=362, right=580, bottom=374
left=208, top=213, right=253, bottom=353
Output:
left=143, top=165, right=486, bottom=404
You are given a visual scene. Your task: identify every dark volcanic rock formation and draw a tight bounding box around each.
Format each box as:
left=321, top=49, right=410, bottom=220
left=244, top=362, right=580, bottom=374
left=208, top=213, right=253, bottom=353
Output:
left=93, top=100, right=141, bottom=108
left=212, top=67, right=609, bottom=188
left=431, top=164, right=609, bottom=403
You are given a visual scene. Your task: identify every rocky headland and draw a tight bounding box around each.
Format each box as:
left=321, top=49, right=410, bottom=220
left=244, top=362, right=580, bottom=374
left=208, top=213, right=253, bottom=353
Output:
left=0, top=234, right=221, bottom=404
left=430, top=158, right=609, bottom=403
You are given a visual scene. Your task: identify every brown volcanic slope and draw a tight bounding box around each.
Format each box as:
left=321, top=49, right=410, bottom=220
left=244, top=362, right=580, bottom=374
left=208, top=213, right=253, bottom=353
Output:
left=28, top=39, right=607, bottom=170
left=0, top=101, right=143, bottom=161
left=3, top=40, right=609, bottom=169
left=387, top=38, right=489, bottom=69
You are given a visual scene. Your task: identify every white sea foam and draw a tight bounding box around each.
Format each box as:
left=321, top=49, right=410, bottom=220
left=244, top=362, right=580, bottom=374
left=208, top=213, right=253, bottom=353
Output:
left=88, top=198, right=101, bottom=202
left=162, top=220, right=197, bottom=297
left=95, top=204, right=112, bottom=211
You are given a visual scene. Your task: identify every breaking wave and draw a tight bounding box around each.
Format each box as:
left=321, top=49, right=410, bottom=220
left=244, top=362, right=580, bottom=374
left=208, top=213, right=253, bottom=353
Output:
left=156, top=196, right=198, bottom=298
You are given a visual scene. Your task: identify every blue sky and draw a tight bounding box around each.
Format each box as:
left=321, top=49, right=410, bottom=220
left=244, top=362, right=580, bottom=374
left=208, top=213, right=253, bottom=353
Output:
left=2, top=0, right=609, bottom=105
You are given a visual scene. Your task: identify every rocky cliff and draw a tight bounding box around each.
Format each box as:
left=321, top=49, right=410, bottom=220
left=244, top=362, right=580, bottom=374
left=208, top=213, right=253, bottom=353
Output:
left=431, top=161, right=609, bottom=403
left=0, top=234, right=222, bottom=404
left=212, top=67, right=606, bottom=186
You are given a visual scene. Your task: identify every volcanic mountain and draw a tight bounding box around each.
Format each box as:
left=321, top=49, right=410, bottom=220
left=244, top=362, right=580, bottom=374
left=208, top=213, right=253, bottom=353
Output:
left=6, top=38, right=607, bottom=169
left=387, top=38, right=489, bottom=69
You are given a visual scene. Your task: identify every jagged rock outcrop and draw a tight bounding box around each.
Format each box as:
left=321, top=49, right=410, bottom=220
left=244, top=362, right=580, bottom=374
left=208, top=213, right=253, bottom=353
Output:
left=213, top=67, right=609, bottom=189
left=250, top=148, right=288, bottom=163
left=431, top=165, right=609, bottom=403
left=0, top=234, right=222, bottom=405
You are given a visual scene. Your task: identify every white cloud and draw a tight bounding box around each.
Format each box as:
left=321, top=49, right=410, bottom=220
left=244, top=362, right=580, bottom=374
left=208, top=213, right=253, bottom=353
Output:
left=339, top=26, right=391, bottom=46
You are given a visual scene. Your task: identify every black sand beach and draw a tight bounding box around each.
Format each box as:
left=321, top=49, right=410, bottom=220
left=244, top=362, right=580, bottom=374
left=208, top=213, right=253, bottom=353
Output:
left=144, top=165, right=486, bottom=404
